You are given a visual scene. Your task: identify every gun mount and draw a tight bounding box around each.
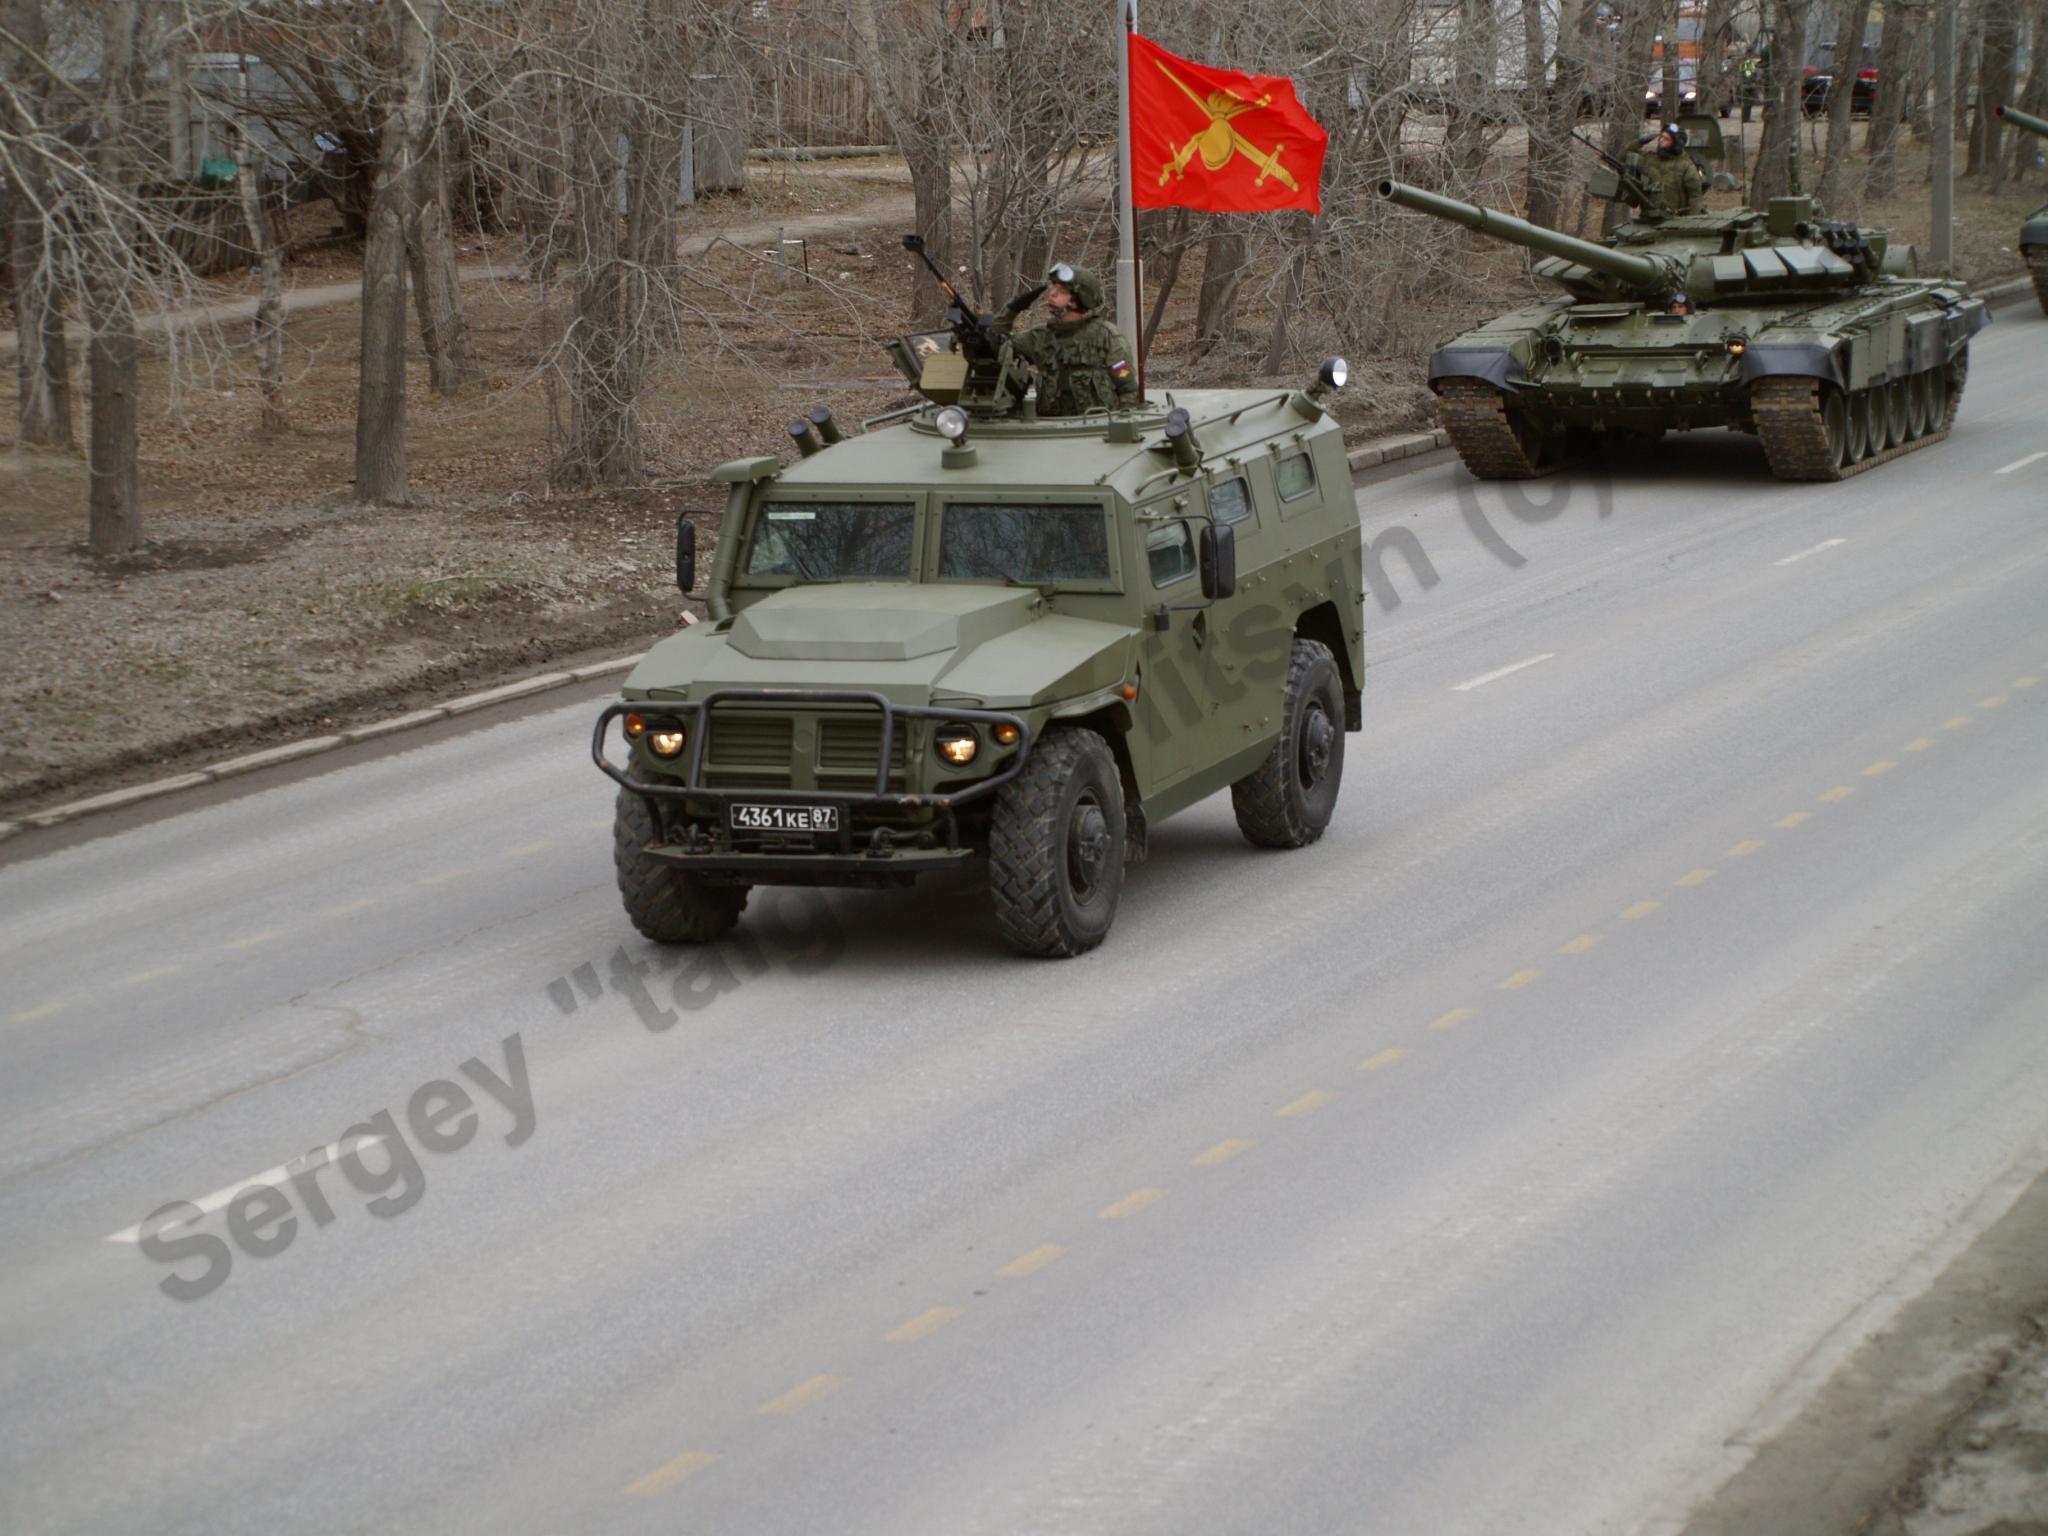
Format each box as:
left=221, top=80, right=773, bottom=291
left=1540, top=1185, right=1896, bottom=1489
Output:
left=888, top=234, right=1034, bottom=416
left=1377, top=180, right=1676, bottom=298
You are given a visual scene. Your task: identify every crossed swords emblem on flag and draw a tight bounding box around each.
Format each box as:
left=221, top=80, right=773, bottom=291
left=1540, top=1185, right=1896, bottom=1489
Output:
left=1153, top=59, right=1300, bottom=193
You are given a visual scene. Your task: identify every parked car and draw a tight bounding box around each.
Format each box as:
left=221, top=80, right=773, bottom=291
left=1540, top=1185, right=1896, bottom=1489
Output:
left=1802, top=41, right=1878, bottom=115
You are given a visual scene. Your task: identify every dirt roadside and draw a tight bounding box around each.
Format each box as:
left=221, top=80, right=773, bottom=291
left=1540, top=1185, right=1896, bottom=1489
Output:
left=1677, top=1165, right=2048, bottom=1536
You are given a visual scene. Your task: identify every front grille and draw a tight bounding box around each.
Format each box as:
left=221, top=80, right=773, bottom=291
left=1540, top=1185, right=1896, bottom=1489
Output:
left=817, top=716, right=909, bottom=786
left=703, top=709, right=794, bottom=788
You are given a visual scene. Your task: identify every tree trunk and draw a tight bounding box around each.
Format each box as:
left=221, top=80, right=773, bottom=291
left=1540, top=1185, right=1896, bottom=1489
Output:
left=1604, top=2, right=1661, bottom=230
left=1753, top=0, right=1814, bottom=205
left=86, top=2, right=144, bottom=556
left=1141, top=207, right=1192, bottom=356
left=1977, top=0, right=2020, bottom=187
left=1864, top=0, right=1919, bottom=197
left=353, top=0, right=438, bottom=504
left=1262, top=216, right=1315, bottom=377
left=558, top=82, right=635, bottom=488
left=1194, top=227, right=1245, bottom=354
left=1446, top=0, right=1497, bottom=184
left=2012, top=0, right=2048, bottom=178
left=235, top=127, right=288, bottom=436
left=3, top=0, right=74, bottom=449
left=1820, top=0, right=1872, bottom=209
left=407, top=111, right=474, bottom=396
left=1529, top=0, right=1591, bottom=230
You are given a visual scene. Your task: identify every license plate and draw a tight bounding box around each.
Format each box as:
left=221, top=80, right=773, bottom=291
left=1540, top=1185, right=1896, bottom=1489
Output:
left=730, top=803, right=839, bottom=834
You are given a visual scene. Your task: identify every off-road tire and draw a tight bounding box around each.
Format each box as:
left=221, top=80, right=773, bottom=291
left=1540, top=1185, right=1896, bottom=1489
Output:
left=989, top=728, right=1126, bottom=958
left=1232, top=639, right=1346, bottom=850
left=613, top=786, right=748, bottom=944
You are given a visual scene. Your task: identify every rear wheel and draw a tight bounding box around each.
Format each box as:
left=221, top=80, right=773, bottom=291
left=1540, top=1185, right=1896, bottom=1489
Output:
left=1232, top=639, right=1346, bottom=850
left=989, top=728, right=1126, bottom=958
left=614, top=787, right=749, bottom=944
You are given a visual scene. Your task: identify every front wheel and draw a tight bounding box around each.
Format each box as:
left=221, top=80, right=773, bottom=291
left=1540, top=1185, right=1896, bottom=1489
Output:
left=989, top=729, right=1127, bottom=958
left=614, top=787, right=749, bottom=944
left=1232, top=639, right=1346, bottom=849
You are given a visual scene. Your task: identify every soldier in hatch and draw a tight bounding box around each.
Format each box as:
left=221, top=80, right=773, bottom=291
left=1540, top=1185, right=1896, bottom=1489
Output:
left=994, top=262, right=1141, bottom=415
left=1624, top=123, right=1706, bottom=216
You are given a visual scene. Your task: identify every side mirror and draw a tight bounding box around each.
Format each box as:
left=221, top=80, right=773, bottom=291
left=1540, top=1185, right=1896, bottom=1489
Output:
left=1200, top=522, right=1236, bottom=602
left=675, top=513, right=698, bottom=594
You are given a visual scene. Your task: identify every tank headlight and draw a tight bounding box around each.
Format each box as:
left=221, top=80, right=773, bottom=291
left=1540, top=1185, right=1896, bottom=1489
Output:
left=934, top=405, right=970, bottom=442
left=647, top=726, right=687, bottom=759
left=991, top=722, right=1021, bottom=747
left=934, top=726, right=979, bottom=765
left=1726, top=336, right=1747, bottom=356
left=1319, top=356, right=1350, bottom=390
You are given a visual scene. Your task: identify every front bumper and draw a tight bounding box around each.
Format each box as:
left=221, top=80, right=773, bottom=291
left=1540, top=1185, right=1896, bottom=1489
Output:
left=593, top=688, right=1033, bottom=875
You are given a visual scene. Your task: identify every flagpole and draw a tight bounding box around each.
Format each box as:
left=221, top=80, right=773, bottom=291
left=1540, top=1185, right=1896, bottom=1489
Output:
left=1115, top=0, right=1144, bottom=397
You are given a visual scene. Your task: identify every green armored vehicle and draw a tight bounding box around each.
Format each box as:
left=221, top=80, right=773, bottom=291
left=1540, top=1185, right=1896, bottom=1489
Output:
left=1996, top=104, right=2048, bottom=314
left=593, top=258, right=1366, bottom=957
left=1380, top=117, right=1989, bottom=481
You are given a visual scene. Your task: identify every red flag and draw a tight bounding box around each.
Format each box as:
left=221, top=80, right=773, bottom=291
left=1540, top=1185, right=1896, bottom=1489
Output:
left=1128, top=33, right=1326, bottom=215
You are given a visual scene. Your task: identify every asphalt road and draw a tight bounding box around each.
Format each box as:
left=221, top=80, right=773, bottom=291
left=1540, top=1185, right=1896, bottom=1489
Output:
left=4, top=314, right=2046, bottom=1536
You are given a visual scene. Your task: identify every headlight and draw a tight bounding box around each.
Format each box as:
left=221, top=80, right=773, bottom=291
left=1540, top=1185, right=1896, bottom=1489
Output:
left=1319, top=356, right=1350, bottom=390
left=934, top=726, right=979, bottom=765
left=991, top=722, right=1021, bottom=747
left=934, top=405, right=970, bottom=442
left=647, top=726, right=687, bottom=759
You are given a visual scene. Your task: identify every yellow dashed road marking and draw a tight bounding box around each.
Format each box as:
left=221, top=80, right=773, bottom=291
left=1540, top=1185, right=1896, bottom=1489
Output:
left=1673, top=868, right=1715, bottom=887
left=507, top=840, right=552, bottom=857
left=1776, top=811, right=1811, bottom=829
left=1904, top=738, right=1934, bottom=753
left=1191, top=1138, right=1254, bottom=1167
left=1980, top=695, right=2008, bottom=709
left=1359, top=1047, right=1410, bottom=1071
left=886, top=1306, right=963, bottom=1343
left=1943, top=716, right=1971, bottom=730
left=321, top=897, right=377, bottom=918
left=1496, top=968, right=1543, bottom=991
left=625, top=1450, right=719, bottom=1496
left=1428, top=1007, right=1478, bottom=1030
left=758, top=1375, right=847, bottom=1416
left=998, top=1244, right=1067, bottom=1279
left=9, top=1001, right=67, bottom=1023
left=1277, top=1089, right=1337, bottom=1118
left=416, top=867, right=471, bottom=888
left=1863, top=760, right=1895, bottom=778
left=224, top=930, right=280, bottom=951
left=1819, top=786, right=1854, bottom=803
left=1620, top=900, right=1663, bottom=921
left=1099, top=1188, right=1166, bottom=1220
left=1726, top=840, right=1764, bottom=858
left=1557, top=934, right=1604, bottom=955
left=121, top=964, right=183, bottom=986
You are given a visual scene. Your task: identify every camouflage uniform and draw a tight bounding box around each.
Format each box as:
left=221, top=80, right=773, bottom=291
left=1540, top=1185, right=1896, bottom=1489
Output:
left=994, top=266, right=1140, bottom=416
left=1625, top=147, right=1705, bottom=216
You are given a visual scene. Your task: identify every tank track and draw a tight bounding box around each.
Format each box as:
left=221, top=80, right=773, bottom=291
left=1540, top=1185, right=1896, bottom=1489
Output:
left=1751, top=360, right=1962, bottom=483
left=2028, top=249, right=2048, bottom=315
left=1436, top=379, right=1551, bottom=479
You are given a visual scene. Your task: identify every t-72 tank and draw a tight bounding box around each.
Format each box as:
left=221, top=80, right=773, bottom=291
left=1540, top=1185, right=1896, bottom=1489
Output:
left=1376, top=179, right=1990, bottom=482
left=1996, top=104, right=2048, bottom=314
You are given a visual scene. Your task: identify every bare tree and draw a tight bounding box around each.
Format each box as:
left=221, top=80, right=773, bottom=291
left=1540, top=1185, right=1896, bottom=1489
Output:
left=1864, top=0, right=1922, bottom=197
left=1819, top=0, right=1873, bottom=209
left=85, top=1, right=146, bottom=555
left=1753, top=0, right=1813, bottom=205
left=1, top=0, right=73, bottom=448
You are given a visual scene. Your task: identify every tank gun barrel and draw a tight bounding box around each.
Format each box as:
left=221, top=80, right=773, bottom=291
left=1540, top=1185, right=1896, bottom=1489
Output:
left=1996, top=103, right=2048, bottom=140
left=1375, top=179, right=1672, bottom=293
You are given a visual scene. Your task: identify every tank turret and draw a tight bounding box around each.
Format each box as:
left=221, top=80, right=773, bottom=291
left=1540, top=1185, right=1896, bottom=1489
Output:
left=1997, top=105, right=2048, bottom=314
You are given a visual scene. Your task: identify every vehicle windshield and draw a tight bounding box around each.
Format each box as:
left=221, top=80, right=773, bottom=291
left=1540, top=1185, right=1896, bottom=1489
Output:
left=938, top=503, right=1112, bottom=584
left=744, top=501, right=915, bottom=581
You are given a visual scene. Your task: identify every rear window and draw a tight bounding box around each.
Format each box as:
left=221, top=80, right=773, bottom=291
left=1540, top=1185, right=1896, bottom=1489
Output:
left=1276, top=450, right=1317, bottom=502
left=939, top=503, right=1112, bottom=584
left=1210, top=476, right=1253, bottom=525
left=744, top=501, right=915, bottom=580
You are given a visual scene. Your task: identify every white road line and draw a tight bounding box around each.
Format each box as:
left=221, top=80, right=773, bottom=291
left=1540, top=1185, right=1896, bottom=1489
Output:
left=1994, top=451, right=2047, bottom=475
left=105, top=1135, right=384, bottom=1244
left=1773, top=538, right=1847, bottom=567
left=1452, top=653, right=1556, bottom=692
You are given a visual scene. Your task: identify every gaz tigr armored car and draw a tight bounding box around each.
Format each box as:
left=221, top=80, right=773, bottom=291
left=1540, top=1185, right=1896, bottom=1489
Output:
left=594, top=324, right=1366, bottom=957
left=1996, top=104, right=2048, bottom=314
left=1381, top=115, right=1990, bottom=482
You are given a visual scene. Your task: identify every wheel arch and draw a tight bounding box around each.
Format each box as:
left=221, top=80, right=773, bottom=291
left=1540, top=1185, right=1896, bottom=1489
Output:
left=1294, top=602, right=1362, bottom=731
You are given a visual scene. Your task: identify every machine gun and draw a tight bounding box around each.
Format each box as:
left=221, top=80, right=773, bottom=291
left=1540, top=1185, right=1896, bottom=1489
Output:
left=1571, top=129, right=1655, bottom=208
left=891, top=234, right=1033, bottom=414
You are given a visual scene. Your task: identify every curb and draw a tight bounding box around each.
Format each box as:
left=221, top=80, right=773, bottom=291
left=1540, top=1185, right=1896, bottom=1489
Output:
left=18, top=654, right=646, bottom=833
left=1347, top=428, right=1452, bottom=472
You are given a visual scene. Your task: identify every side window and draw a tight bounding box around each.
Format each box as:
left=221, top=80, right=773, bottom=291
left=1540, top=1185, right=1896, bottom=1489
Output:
left=1276, top=449, right=1317, bottom=503
left=1146, top=521, right=1197, bottom=588
left=1209, top=475, right=1253, bottom=525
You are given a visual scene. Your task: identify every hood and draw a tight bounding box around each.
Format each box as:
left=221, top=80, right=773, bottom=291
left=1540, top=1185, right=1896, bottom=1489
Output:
left=728, top=584, right=1039, bottom=661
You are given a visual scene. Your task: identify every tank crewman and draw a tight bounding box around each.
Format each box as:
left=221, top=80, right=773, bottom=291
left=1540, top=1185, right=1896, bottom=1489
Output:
left=994, top=262, right=1140, bottom=415
left=1624, top=123, right=1706, bottom=215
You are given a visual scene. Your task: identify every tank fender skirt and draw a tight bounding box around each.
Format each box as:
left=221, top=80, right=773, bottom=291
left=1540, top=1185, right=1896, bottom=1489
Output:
left=1428, top=348, right=1526, bottom=392
left=1739, top=343, right=1846, bottom=392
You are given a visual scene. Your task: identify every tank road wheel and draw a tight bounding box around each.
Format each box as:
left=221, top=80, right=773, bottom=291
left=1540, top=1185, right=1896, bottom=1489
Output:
left=1905, top=370, right=1932, bottom=439
left=1940, top=346, right=1969, bottom=432
left=1883, top=377, right=1911, bottom=448
left=614, top=785, right=749, bottom=944
left=1925, top=363, right=1952, bottom=435
left=1436, top=379, right=1573, bottom=479
left=1232, top=639, right=1346, bottom=850
left=989, top=728, right=1126, bottom=958
left=1844, top=389, right=1872, bottom=464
